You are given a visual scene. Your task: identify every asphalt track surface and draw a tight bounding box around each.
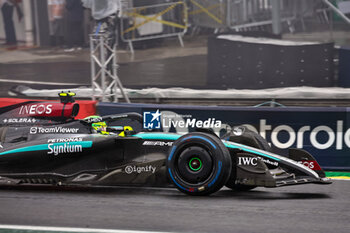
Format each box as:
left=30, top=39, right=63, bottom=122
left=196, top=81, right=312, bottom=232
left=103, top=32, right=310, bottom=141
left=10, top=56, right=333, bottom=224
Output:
left=0, top=181, right=349, bottom=233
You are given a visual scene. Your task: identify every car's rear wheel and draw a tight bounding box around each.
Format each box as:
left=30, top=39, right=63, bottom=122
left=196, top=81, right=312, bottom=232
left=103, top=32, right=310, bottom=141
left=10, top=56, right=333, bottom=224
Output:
left=167, top=132, right=232, bottom=196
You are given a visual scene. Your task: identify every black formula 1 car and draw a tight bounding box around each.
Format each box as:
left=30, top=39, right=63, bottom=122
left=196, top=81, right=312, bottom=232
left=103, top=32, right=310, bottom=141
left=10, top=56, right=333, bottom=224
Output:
left=0, top=93, right=331, bottom=195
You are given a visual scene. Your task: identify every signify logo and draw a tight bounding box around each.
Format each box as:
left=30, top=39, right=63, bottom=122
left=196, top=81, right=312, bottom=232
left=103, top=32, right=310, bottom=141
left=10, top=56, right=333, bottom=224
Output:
left=125, top=165, right=156, bottom=174
left=143, top=110, right=222, bottom=129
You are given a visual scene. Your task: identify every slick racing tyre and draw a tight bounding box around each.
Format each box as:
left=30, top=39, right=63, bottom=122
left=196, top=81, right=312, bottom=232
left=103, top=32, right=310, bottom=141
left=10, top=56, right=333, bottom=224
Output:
left=167, top=132, right=232, bottom=196
left=225, top=127, right=271, bottom=191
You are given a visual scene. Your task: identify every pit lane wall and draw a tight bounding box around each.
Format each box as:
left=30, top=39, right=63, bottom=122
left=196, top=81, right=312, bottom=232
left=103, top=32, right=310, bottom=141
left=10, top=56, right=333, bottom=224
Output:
left=98, top=103, right=350, bottom=171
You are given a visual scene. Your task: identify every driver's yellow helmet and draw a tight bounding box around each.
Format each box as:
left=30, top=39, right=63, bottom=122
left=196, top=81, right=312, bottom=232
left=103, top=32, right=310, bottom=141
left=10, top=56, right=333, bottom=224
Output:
left=92, top=121, right=109, bottom=135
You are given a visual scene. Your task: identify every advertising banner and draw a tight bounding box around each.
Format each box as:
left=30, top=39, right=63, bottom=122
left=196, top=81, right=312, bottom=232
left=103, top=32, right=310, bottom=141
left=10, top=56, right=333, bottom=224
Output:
left=98, top=103, right=350, bottom=171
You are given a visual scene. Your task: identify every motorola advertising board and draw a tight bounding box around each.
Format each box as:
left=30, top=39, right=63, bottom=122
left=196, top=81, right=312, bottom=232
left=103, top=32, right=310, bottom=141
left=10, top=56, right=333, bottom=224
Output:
left=98, top=103, right=350, bottom=171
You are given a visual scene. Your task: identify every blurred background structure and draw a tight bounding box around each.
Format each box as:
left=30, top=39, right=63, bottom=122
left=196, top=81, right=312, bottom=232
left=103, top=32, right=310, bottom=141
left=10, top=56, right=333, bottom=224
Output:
left=1, top=0, right=349, bottom=47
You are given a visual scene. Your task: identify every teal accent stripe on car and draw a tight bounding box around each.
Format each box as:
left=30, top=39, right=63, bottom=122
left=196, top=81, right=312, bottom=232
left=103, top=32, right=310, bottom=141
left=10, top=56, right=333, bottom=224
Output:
left=134, top=133, right=279, bottom=161
left=133, top=133, right=281, bottom=162
left=224, top=142, right=281, bottom=161
left=0, top=144, right=48, bottom=156
left=134, top=133, right=181, bottom=141
left=0, top=141, right=93, bottom=156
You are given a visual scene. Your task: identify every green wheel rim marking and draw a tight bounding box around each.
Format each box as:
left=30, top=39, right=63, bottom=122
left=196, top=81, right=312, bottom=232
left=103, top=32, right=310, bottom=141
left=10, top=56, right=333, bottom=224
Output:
left=189, top=157, right=202, bottom=171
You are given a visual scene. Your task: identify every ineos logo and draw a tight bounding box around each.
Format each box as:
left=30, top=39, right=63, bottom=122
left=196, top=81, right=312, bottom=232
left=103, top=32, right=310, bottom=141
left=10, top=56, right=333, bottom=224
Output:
left=298, top=161, right=315, bottom=169
left=19, top=104, right=52, bottom=115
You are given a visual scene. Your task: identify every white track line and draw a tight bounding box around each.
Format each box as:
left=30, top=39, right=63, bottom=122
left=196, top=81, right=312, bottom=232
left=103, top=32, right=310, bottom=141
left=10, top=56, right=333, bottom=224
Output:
left=0, top=224, right=171, bottom=233
left=0, top=78, right=83, bottom=86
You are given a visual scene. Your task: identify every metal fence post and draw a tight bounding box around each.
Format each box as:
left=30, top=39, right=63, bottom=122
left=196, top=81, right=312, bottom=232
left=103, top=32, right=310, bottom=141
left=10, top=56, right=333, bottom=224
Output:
left=90, top=33, right=130, bottom=103
left=99, top=36, right=106, bottom=102
left=90, top=35, right=96, bottom=101
left=271, top=0, right=282, bottom=34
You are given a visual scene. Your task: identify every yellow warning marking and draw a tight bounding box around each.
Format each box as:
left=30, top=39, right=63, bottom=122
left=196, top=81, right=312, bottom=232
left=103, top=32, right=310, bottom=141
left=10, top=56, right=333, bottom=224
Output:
left=128, top=12, right=187, bottom=29
left=189, top=4, right=221, bottom=15
left=123, top=2, right=182, bottom=35
left=189, top=0, right=223, bottom=24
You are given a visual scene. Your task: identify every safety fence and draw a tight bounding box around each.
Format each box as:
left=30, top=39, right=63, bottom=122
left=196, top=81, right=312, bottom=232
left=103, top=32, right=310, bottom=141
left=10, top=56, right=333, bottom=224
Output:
left=120, top=1, right=188, bottom=53
left=187, top=0, right=319, bottom=31
left=227, top=0, right=296, bottom=30
left=187, top=0, right=227, bottom=29
left=188, top=0, right=350, bottom=31
left=117, top=0, right=348, bottom=51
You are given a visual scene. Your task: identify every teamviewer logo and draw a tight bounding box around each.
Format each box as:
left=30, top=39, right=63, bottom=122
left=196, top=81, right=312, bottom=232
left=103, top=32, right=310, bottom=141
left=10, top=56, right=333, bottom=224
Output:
left=30, top=127, right=37, bottom=134
left=143, top=110, right=161, bottom=129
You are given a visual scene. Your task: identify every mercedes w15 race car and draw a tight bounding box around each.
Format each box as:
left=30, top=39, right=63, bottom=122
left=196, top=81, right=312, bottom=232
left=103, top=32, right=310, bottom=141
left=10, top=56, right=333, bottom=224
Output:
left=0, top=92, right=331, bottom=195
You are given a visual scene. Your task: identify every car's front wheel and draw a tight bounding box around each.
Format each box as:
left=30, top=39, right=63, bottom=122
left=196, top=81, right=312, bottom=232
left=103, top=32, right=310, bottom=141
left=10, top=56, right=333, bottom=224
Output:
left=167, top=132, right=232, bottom=196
